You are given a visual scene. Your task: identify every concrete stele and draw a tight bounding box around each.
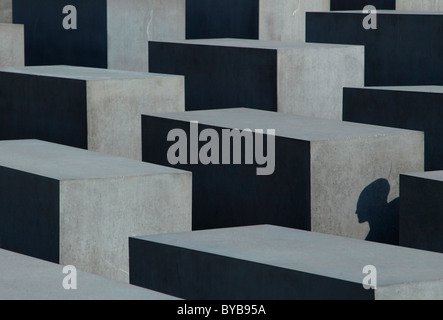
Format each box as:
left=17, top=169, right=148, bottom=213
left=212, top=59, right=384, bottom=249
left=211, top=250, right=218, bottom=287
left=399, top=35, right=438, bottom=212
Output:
left=187, top=0, right=330, bottom=42
left=0, top=140, right=192, bottom=283
left=149, top=39, right=364, bottom=120
left=343, top=86, right=443, bottom=171
left=306, top=10, right=443, bottom=86
left=0, top=65, right=184, bottom=160
left=129, top=225, right=443, bottom=300
left=12, top=0, right=185, bottom=70
left=142, top=108, right=424, bottom=243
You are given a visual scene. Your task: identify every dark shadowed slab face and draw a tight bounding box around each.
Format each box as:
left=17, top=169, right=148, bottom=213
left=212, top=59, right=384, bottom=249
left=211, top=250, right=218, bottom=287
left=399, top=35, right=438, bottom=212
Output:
left=13, top=0, right=107, bottom=68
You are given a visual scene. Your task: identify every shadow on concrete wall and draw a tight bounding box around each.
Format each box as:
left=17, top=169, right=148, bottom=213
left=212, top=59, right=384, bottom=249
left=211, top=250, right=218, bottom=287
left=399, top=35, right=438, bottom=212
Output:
left=356, top=179, right=399, bottom=245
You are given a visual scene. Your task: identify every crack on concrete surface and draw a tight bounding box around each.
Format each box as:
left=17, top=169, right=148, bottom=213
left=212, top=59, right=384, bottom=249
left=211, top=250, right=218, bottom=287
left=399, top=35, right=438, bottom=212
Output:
left=104, top=259, right=129, bottom=277
left=146, top=9, right=154, bottom=40
left=293, top=0, right=301, bottom=16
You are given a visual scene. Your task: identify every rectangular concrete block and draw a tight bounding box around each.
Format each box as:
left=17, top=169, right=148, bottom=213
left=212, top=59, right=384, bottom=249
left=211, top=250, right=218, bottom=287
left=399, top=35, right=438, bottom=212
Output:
left=149, top=39, right=364, bottom=120
left=12, top=0, right=185, bottom=70
left=306, top=11, right=443, bottom=86
left=330, top=0, right=395, bottom=10
left=0, top=65, right=184, bottom=160
left=343, top=86, right=443, bottom=171
left=187, top=0, right=330, bottom=42
left=0, top=249, right=179, bottom=300
left=397, top=0, right=443, bottom=11
left=0, top=23, right=24, bottom=67
left=400, top=172, right=443, bottom=254
left=0, top=0, right=11, bottom=23
left=142, top=108, right=424, bottom=244
left=0, top=140, right=192, bottom=283
left=129, top=225, right=443, bottom=300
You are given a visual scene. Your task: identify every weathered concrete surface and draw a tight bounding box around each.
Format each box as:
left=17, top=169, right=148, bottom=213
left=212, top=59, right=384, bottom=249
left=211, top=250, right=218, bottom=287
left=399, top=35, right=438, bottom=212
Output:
left=129, top=225, right=443, bottom=300
left=330, top=0, right=395, bottom=10
left=107, top=0, right=185, bottom=72
left=343, top=86, right=443, bottom=171
left=0, top=23, right=23, bottom=67
left=142, top=108, right=424, bottom=244
left=306, top=11, right=443, bottom=86
left=186, top=0, right=329, bottom=43
left=149, top=39, right=364, bottom=120
left=397, top=0, right=443, bottom=11
left=259, top=0, right=330, bottom=42
left=0, top=140, right=192, bottom=283
left=0, top=249, right=179, bottom=300
left=0, top=0, right=11, bottom=22
left=400, top=172, right=443, bottom=254
left=0, top=65, right=184, bottom=160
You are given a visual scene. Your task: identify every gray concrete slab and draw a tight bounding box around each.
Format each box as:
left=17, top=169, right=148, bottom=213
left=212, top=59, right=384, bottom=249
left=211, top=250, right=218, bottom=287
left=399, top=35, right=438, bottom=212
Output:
left=397, top=0, right=443, bottom=11
left=0, top=0, right=11, bottom=23
left=0, top=23, right=23, bottom=67
left=306, top=11, right=443, bottom=86
left=343, top=86, right=443, bottom=171
left=149, top=39, right=364, bottom=120
left=142, top=108, right=424, bottom=244
left=0, top=140, right=192, bottom=283
left=400, top=171, right=443, bottom=254
left=0, top=249, right=178, bottom=300
left=129, top=225, right=443, bottom=300
left=0, top=65, right=185, bottom=160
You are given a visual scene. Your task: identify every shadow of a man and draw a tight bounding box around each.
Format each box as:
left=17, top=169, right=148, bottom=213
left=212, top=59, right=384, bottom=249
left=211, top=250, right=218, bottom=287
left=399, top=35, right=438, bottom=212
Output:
left=356, top=179, right=399, bottom=245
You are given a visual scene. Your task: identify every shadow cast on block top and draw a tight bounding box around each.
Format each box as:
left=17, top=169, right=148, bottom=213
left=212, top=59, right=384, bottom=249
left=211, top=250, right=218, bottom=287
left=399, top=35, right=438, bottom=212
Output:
left=356, top=179, right=399, bottom=245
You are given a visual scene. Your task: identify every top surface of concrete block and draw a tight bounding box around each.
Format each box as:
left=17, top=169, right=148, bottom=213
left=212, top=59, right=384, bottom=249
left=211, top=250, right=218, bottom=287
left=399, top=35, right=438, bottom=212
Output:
left=364, top=86, right=443, bottom=94
left=0, top=65, right=169, bottom=80
left=146, top=108, right=420, bottom=141
left=0, top=140, right=185, bottom=181
left=402, top=170, right=443, bottom=181
left=134, top=225, right=443, bottom=287
left=154, top=38, right=359, bottom=51
left=0, top=249, right=177, bottom=300
left=335, top=10, right=443, bottom=14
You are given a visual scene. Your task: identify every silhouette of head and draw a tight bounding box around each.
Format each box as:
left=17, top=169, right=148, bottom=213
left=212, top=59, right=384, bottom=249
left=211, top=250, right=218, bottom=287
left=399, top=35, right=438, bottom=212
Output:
left=356, top=179, right=390, bottom=224
left=356, top=179, right=400, bottom=245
